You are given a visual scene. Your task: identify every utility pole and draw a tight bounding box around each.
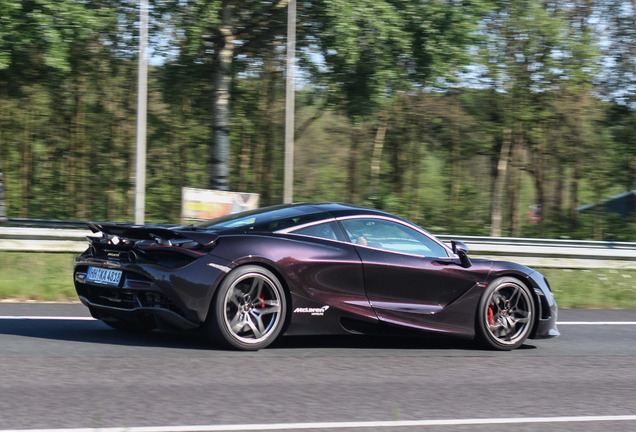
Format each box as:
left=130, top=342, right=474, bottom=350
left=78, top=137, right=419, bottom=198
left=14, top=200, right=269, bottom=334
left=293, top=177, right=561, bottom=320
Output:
left=283, top=0, right=296, bottom=204
left=134, top=0, right=148, bottom=224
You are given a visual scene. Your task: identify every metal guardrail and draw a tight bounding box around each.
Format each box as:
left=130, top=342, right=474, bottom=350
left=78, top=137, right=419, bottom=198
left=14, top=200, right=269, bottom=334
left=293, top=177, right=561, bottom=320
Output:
left=436, top=235, right=636, bottom=269
left=3, top=218, right=91, bottom=229
left=0, top=227, right=93, bottom=253
left=0, top=225, right=635, bottom=269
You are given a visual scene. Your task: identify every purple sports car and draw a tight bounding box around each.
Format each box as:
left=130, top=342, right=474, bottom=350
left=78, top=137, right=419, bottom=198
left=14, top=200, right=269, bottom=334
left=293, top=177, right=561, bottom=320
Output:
left=74, top=202, right=559, bottom=350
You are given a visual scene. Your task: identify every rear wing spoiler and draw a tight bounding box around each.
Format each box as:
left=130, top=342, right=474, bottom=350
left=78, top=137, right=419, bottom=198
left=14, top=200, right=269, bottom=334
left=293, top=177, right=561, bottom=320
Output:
left=87, top=223, right=219, bottom=248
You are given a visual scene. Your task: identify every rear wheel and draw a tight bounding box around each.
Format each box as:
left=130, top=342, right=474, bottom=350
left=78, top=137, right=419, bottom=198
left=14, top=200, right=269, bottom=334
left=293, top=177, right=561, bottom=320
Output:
left=204, top=265, right=286, bottom=351
left=476, top=277, right=535, bottom=350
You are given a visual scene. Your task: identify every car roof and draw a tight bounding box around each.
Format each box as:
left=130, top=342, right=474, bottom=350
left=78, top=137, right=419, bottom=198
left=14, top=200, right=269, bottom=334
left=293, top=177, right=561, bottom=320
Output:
left=296, top=202, right=393, bottom=217
left=193, top=202, right=399, bottom=233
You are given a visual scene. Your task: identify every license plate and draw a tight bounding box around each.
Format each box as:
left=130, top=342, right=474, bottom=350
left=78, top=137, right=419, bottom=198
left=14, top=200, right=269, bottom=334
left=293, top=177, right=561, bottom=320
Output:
left=86, top=267, right=123, bottom=286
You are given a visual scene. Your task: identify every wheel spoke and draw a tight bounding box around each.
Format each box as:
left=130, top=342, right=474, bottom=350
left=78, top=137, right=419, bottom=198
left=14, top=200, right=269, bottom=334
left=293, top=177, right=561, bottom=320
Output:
left=510, top=310, right=530, bottom=325
left=259, top=300, right=281, bottom=315
left=489, top=321, right=504, bottom=332
left=247, top=277, right=263, bottom=299
left=229, top=288, right=239, bottom=302
left=492, top=292, right=505, bottom=310
left=505, top=315, right=517, bottom=330
left=245, top=314, right=264, bottom=339
left=250, top=302, right=279, bottom=322
left=229, top=311, right=245, bottom=334
left=509, top=286, right=521, bottom=309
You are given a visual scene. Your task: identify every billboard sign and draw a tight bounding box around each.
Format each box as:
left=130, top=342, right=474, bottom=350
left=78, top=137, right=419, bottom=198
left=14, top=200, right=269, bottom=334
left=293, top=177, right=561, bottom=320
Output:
left=181, top=188, right=260, bottom=223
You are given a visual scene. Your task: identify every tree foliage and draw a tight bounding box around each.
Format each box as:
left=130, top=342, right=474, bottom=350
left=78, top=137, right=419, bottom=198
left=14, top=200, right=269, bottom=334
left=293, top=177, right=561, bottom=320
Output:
left=0, top=0, right=635, bottom=241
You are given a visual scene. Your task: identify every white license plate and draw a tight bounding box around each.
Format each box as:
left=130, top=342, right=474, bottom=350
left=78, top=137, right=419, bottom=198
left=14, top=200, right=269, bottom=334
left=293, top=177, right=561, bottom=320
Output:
left=86, top=267, right=123, bottom=286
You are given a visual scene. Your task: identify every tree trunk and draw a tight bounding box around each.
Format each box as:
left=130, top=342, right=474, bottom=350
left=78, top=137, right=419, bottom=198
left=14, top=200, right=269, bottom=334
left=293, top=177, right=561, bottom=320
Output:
left=20, top=110, right=32, bottom=218
left=449, top=122, right=461, bottom=230
left=0, top=146, right=6, bottom=221
left=262, top=56, right=278, bottom=205
left=348, top=126, right=361, bottom=203
left=389, top=126, right=407, bottom=197
left=209, top=1, right=235, bottom=191
left=369, top=110, right=388, bottom=201
left=0, top=89, right=7, bottom=220
left=532, top=135, right=548, bottom=237
left=74, top=76, right=88, bottom=219
left=253, top=48, right=278, bottom=205
left=0, top=103, right=7, bottom=221
left=408, top=135, right=421, bottom=222
left=569, top=134, right=582, bottom=233
left=238, top=128, right=251, bottom=192
left=508, top=139, right=521, bottom=237
left=490, top=128, right=512, bottom=237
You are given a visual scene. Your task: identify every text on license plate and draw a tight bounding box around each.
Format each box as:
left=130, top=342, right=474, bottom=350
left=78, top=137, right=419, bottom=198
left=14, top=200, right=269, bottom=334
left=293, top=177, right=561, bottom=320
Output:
left=86, top=267, right=122, bottom=286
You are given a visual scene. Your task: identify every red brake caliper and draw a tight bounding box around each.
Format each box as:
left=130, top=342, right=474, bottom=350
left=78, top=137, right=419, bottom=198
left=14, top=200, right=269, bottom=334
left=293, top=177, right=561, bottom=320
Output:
left=487, top=305, right=495, bottom=326
left=259, top=293, right=266, bottom=308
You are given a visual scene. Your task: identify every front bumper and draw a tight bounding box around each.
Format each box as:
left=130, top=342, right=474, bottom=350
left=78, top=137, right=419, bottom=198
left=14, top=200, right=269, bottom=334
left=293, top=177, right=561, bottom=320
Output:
left=529, top=271, right=560, bottom=339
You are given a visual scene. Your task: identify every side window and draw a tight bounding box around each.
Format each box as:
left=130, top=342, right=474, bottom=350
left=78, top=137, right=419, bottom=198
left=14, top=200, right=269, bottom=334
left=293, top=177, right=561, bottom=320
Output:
left=290, top=221, right=339, bottom=241
left=340, top=218, right=449, bottom=258
left=261, top=213, right=327, bottom=232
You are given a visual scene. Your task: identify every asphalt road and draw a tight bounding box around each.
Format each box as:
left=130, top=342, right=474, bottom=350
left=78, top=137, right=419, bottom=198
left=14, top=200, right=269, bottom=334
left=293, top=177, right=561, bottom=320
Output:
left=1, top=304, right=636, bottom=432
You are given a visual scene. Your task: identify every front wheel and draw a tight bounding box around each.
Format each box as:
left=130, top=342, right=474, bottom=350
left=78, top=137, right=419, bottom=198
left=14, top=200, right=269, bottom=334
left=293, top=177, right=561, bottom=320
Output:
left=476, top=277, right=535, bottom=350
left=204, top=265, right=287, bottom=351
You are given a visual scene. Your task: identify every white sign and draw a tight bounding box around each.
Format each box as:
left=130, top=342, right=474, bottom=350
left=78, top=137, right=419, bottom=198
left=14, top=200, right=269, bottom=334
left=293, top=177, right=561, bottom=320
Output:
left=181, top=188, right=259, bottom=223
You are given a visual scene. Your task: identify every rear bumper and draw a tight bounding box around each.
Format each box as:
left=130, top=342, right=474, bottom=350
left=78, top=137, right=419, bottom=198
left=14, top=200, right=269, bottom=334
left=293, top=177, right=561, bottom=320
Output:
left=74, top=251, right=232, bottom=327
left=78, top=294, right=200, bottom=329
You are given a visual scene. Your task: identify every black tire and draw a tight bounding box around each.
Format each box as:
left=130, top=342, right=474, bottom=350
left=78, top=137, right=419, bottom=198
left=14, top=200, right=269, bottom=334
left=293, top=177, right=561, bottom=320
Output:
left=476, top=277, right=535, bottom=350
left=204, top=265, right=287, bottom=351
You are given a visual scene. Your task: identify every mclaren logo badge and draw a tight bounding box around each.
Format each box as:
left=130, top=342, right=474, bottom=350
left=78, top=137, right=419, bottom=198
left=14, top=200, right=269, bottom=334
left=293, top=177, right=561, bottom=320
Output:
left=293, top=305, right=330, bottom=316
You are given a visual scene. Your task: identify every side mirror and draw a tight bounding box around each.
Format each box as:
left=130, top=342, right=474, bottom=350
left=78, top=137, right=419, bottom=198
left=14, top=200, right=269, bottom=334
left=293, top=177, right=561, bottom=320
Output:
left=451, top=240, right=472, bottom=268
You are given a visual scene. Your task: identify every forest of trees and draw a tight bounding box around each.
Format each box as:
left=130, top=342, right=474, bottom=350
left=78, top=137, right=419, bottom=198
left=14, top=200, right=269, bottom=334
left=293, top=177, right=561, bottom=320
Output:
left=0, top=0, right=635, bottom=241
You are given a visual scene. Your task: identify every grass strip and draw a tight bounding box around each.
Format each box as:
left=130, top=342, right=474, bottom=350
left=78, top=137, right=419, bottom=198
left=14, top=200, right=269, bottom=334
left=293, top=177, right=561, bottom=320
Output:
left=540, top=267, right=636, bottom=309
left=0, top=252, right=78, bottom=301
left=1, top=252, right=635, bottom=308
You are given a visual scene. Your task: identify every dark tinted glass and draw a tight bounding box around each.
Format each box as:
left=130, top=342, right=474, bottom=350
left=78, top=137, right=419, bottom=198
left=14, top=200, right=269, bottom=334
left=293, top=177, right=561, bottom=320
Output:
left=290, top=221, right=339, bottom=240
left=194, top=205, right=328, bottom=233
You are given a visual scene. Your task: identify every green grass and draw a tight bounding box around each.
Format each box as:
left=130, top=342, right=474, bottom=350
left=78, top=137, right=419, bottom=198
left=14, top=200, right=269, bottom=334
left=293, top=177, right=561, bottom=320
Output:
left=1, top=252, right=635, bottom=308
left=0, top=252, right=78, bottom=301
left=539, top=268, right=636, bottom=309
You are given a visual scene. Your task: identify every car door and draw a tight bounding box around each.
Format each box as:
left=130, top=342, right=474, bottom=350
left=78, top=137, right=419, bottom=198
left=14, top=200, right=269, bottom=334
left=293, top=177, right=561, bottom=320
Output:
left=338, top=216, right=484, bottom=330
left=278, top=220, right=377, bottom=331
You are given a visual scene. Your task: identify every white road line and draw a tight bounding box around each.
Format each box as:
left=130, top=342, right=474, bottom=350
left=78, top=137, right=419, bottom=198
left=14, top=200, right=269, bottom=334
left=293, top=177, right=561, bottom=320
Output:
left=3, top=415, right=636, bottom=432
left=1, top=316, right=636, bottom=325
left=557, top=321, right=636, bottom=325
left=0, top=316, right=95, bottom=320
